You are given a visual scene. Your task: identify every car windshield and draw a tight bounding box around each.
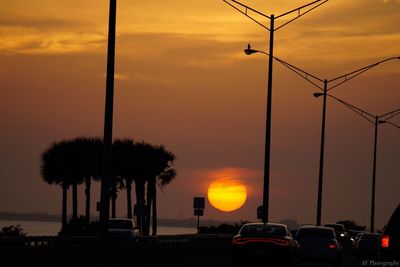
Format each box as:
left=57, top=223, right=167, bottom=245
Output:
left=240, top=224, right=286, bottom=237
left=296, top=228, right=334, bottom=239
left=108, top=220, right=133, bottom=229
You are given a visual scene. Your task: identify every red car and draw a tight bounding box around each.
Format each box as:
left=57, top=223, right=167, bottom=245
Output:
left=232, top=223, right=298, bottom=266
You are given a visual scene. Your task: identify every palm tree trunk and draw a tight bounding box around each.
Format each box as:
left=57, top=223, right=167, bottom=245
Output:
left=62, top=184, right=68, bottom=231
left=145, top=179, right=153, bottom=236
left=135, top=180, right=145, bottom=235
left=85, top=177, right=91, bottom=224
left=111, top=179, right=117, bottom=218
left=72, top=182, right=78, bottom=221
left=126, top=179, right=132, bottom=219
left=151, top=179, right=157, bottom=236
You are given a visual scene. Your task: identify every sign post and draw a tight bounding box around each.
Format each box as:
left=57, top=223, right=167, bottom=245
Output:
left=193, top=197, right=205, bottom=232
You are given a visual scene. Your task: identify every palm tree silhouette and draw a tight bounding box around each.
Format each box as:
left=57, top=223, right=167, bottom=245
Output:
left=133, top=141, right=153, bottom=235
left=112, top=139, right=136, bottom=219
left=145, top=145, right=176, bottom=236
left=41, top=137, right=177, bottom=235
left=70, top=137, right=102, bottom=223
left=40, top=140, right=72, bottom=230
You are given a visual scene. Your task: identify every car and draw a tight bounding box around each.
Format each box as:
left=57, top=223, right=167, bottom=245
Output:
left=295, top=225, right=342, bottom=267
left=353, top=233, right=381, bottom=259
left=324, top=223, right=349, bottom=245
left=107, top=218, right=140, bottom=242
left=380, top=204, right=400, bottom=260
left=232, top=222, right=299, bottom=266
left=324, top=223, right=346, bottom=239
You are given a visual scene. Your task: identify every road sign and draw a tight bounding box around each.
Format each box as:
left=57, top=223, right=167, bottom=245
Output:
left=193, top=197, right=205, bottom=209
left=194, top=208, right=204, bottom=216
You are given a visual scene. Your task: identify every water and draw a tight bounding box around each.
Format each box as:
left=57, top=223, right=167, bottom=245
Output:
left=0, top=219, right=197, bottom=236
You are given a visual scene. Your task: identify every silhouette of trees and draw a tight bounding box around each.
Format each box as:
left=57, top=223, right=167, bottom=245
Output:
left=41, top=137, right=177, bottom=236
left=336, top=220, right=366, bottom=231
left=41, top=140, right=74, bottom=230
left=112, top=138, right=135, bottom=219
left=145, top=145, right=176, bottom=236
left=0, top=225, right=26, bottom=237
left=70, top=137, right=102, bottom=223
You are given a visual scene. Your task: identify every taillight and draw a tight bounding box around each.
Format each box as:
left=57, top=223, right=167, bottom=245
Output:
left=232, top=237, right=290, bottom=246
left=232, top=237, right=247, bottom=245
left=275, top=239, right=290, bottom=246
left=381, top=235, right=390, bottom=248
left=328, top=244, right=337, bottom=249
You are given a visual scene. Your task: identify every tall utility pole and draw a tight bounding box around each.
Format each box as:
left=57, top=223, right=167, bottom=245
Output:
left=316, top=80, right=327, bottom=226
left=99, top=0, right=117, bottom=237
left=224, top=0, right=328, bottom=223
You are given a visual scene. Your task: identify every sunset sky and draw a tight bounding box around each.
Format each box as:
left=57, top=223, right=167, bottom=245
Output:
left=1, top=0, right=399, bottom=230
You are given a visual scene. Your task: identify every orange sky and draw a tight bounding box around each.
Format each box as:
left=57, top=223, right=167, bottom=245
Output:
left=0, top=0, right=400, bottom=229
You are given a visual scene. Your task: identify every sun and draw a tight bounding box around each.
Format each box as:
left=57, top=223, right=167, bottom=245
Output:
left=207, top=179, right=247, bottom=212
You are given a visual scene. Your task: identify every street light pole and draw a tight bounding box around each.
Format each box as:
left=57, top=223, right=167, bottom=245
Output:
left=315, top=93, right=400, bottom=232
left=99, top=0, right=117, bottom=237
left=245, top=51, right=399, bottom=226
left=371, top=116, right=378, bottom=233
left=225, top=0, right=327, bottom=223
left=316, top=80, right=327, bottom=226
left=262, top=15, right=274, bottom=223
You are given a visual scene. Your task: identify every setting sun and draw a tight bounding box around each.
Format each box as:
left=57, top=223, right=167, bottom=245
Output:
left=207, top=179, right=247, bottom=212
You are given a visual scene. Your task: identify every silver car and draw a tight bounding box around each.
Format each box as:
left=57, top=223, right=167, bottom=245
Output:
left=107, top=218, right=140, bottom=242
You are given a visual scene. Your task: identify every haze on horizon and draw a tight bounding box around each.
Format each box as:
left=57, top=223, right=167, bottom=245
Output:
left=0, top=0, right=399, bottom=230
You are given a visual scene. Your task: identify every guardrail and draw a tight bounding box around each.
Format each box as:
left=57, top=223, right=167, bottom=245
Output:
left=0, top=234, right=234, bottom=248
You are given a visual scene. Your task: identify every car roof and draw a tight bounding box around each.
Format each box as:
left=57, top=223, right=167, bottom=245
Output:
left=242, top=222, right=288, bottom=228
left=298, top=225, right=334, bottom=230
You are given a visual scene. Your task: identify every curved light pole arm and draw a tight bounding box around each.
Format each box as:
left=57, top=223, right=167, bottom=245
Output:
left=223, top=0, right=327, bottom=31
left=378, top=108, right=400, bottom=121
left=244, top=47, right=325, bottom=89
left=379, top=121, right=400, bottom=129
left=274, top=57, right=324, bottom=89
left=325, top=94, right=376, bottom=124
left=327, top=57, right=400, bottom=91
left=222, top=0, right=270, bottom=30
left=275, top=0, right=328, bottom=31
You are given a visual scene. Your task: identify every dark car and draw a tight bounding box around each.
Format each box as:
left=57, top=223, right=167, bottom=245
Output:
left=324, top=223, right=350, bottom=247
left=295, top=225, right=342, bottom=267
left=353, top=233, right=381, bottom=259
left=380, top=204, right=400, bottom=260
left=324, top=223, right=346, bottom=239
left=232, top=222, right=299, bottom=266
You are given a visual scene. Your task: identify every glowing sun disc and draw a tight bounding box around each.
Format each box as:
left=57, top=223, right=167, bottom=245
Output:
left=207, top=179, right=247, bottom=212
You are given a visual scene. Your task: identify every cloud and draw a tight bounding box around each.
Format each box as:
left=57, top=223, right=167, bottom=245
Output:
left=0, top=26, right=105, bottom=55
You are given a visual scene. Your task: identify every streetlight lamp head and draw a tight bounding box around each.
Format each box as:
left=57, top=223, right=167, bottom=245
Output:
left=244, top=43, right=257, bottom=55
left=313, top=92, right=324, bottom=98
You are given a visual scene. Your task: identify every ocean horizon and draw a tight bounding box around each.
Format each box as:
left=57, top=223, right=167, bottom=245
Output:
left=0, top=219, right=198, bottom=236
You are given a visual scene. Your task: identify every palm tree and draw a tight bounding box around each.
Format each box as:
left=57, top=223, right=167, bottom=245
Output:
left=40, top=140, right=71, bottom=230
left=133, top=141, right=155, bottom=235
left=152, top=168, right=176, bottom=236
left=70, top=137, right=102, bottom=223
left=112, top=139, right=136, bottom=219
left=145, top=145, right=176, bottom=236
